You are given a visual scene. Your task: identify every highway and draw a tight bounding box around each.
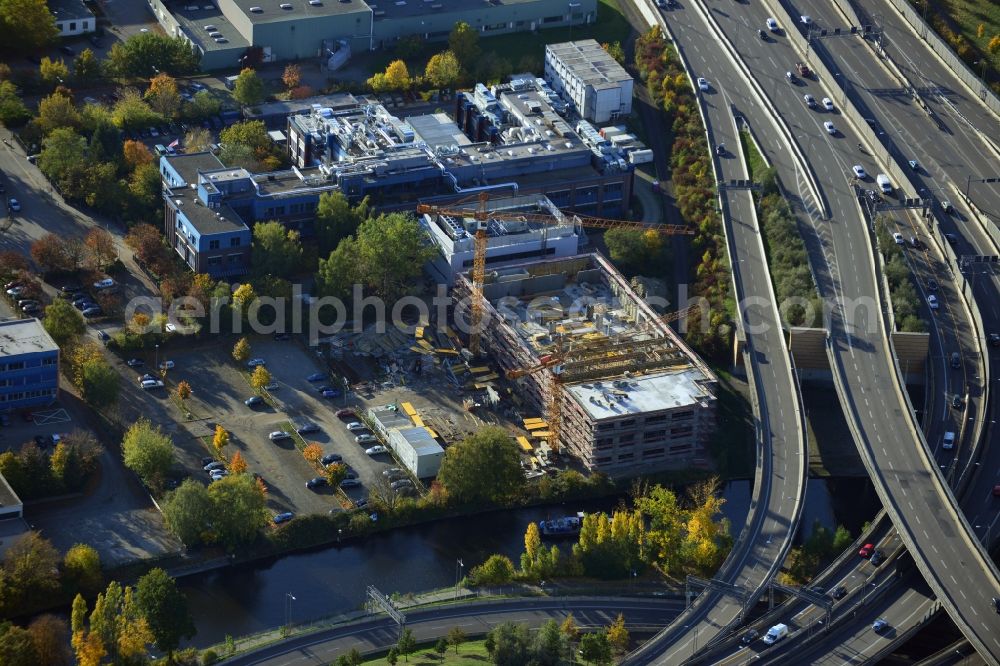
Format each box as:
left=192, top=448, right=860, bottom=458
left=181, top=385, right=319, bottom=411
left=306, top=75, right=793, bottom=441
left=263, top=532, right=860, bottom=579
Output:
left=220, top=597, right=682, bottom=665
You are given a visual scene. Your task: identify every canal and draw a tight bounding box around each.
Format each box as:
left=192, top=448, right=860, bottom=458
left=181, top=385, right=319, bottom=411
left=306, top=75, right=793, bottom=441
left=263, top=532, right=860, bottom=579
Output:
left=179, top=477, right=877, bottom=646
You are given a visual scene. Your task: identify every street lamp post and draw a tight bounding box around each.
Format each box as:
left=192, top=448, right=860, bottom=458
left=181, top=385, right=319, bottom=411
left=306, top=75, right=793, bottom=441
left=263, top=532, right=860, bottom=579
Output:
left=284, top=593, right=296, bottom=631
left=454, top=558, right=464, bottom=599
left=155, top=344, right=159, bottom=370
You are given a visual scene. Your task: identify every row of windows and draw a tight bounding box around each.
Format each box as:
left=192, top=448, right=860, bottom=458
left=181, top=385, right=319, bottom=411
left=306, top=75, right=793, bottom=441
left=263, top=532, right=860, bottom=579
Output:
left=262, top=201, right=316, bottom=219
left=0, top=358, right=56, bottom=372
left=206, top=254, right=244, bottom=266
left=0, top=388, right=57, bottom=402
left=208, top=237, right=243, bottom=250
left=593, top=445, right=686, bottom=466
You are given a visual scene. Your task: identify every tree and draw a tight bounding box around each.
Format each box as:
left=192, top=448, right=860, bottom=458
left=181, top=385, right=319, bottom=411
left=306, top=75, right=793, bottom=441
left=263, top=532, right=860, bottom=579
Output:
left=560, top=613, right=580, bottom=642
left=447, top=626, right=466, bottom=654
left=302, top=442, right=323, bottom=465
left=396, top=627, right=416, bottom=662
left=424, top=51, right=460, bottom=89
left=0, top=80, right=30, bottom=126
left=185, top=90, right=221, bottom=120
left=145, top=72, right=181, bottom=118
left=27, top=615, right=71, bottom=666
left=383, top=60, right=411, bottom=90
left=73, top=630, right=105, bottom=666
left=73, top=48, right=100, bottom=84
left=435, top=637, right=448, bottom=654
left=315, top=191, right=369, bottom=256
left=449, top=22, right=481, bottom=71
left=386, top=646, right=399, bottom=665
left=316, top=237, right=358, bottom=301
left=62, top=544, right=102, bottom=594
left=533, top=619, right=566, bottom=666
left=122, top=418, right=175, bottom=487
left=232, top=283, right=256, bottom=317
left=233, top=68, right=265, bottom=107
left=282, top=63, right=301, bottom=90
left=35, top=92, right=81, bottom=135
left=39, top=57, right=70, bottom=89
left=228, top=450, right=248, bottom=475
left=162, top=479, right=212, bottom=546
left=636, top=485, right=686, bottom=574
left=42, top=298, right=85, bottom=347
left=176, top=380, right=192, bottom=403
left=125, top=222, right=165, bottom=265
left=437, top=426, right=522, bottom=504
left=603, top=41, right=625, bottom=65
left=486, top=622, right=531, bottom=666
left=88, top=581, right=153, bottom=663
left=0, top=0, right=58, bottom=52
left=206, top=474, right=268, bottom=550
left=4, top=532, right=60, bottom=603
left=988, top=34, right=1000, bottom=55
left=112, top=88, right=163, bottom=131
left=78, top=358, right=120, bottom=410
left=324, top=462, right=348, bottom=488
left=579, top=631, right=611, bottom=665
left=136, top=567, right=196, bottom=658
left=0, top=621, right=40, bottom=666
left=467, top=554, right=515, bottom=586
left=232, top=337, right=251, bottom=362
left=121, top=141, right=152, bottom=172
left=104, top=33, right=199, bottom=78
left=606, top=613, right=629, bottom=655
left=184, top=126, right=213, bottom=152
left=252, top=221, right=303, bottom=278
left=212, top=425, right=230, bottom=458
left=84, top=228, right=116, bottom=269
left=249, top=366, right=272, bottom=392
left=219, top=120, right=276, bottom=169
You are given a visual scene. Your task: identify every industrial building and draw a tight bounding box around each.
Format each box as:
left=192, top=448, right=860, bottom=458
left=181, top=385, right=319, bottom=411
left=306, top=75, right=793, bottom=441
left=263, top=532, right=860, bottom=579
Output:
left=545, top=40, right=633, bottom=123
left=145, top=0, right=597, bottom=70
left=0, top=319, right=60, bottom=413
left=161, top=77, right=636, bottom=277
left=420, top=194, right=582, bottom=286
left=368, top=406, right=444, bottom=479
left=454, top=253, right=717, bottom=476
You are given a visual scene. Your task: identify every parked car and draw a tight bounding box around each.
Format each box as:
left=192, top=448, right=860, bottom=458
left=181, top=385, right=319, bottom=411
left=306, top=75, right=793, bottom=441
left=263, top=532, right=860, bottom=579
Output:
left=60, top=284, right=82, bottom=293
left=5, top=286, right=24, bottom=296
left=307, top=372, right=326, bottom=382
left=336, top=409, right=355, bottom=419
left=306, top=477, right=328, bottom=490
left=159, top=360, right=175, bottom=370
left=390, top=479, right=413, bottom=490
left=93, top=278, right=115, bottom=290
left=127, top=358, right=144, bottom=367
left=365, top=445, right=388, bottom=455
left=22, top=303, right=41, bottom=315
left=296, top=422, right=320, bottom=435
left=383, top=467, right=404, bottom=477
left=204, top=461, right=226, bottom=472
left=268, top=431, right=291, bottom=442
left=82, top=307, right=103, bottom=318
left=7, top=197, right=20, bottom=212
left=246, top=358, right=266, bottom=368
left=321, top=389, right=340, bottom=399
left=140, top=378, right=164, bottom=389
left=346, top=422, right=366, bottom=432
left=263, top=381, right=279, bottom=391
left=320, top=453, right=342, bottom=466
left=356, top=433, right=376, bottom=444
left=73, top=300, right=95, bottom=311
left=273, top=512, right=294, bottom=524
left=244, top=396, right=264, bottom=407
left=340, top=478, right=362, bottom=488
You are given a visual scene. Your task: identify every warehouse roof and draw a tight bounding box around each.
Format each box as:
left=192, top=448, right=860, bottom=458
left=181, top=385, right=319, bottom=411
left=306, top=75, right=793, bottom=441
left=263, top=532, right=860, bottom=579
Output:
left=546, top=40, right=632, bottom=91
left=231, top=0, right=369, bottom=24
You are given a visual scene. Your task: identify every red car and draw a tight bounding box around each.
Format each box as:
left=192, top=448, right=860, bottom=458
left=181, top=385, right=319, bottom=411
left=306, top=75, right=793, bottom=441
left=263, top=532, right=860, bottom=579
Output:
left=336, top=408, right=355, bottom=419
left=859, top=543, right=874, bottom=558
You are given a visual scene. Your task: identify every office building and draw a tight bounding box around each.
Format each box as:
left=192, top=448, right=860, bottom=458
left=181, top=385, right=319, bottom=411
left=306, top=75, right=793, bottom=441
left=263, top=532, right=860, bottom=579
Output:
left=454, top=253, right=716, bottom=476
left=146, top=0, right=597, bottom=70
left=0, top=319, right=60, bottom=413
left=50, top=0, right=95, bottom=36
left=545, top=40, right=633, bottom=123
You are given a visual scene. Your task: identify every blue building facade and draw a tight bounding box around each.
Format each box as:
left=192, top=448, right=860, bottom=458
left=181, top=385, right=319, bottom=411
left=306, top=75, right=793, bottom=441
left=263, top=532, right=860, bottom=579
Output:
left=0, top=319, right=59, bottom=413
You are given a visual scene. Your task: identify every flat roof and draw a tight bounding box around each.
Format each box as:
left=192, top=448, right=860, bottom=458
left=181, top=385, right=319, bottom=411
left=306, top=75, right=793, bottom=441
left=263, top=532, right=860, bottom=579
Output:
left=564, top=368, right=708, bottom=420
left=409, top=113, right=472, bottom=150
left=547, top=40, right=632, bottom=90
left=231, top=0, right=369, bottom=24
left=369, top=0, right=540, bottom=20
left=49, top=0, right=93, bottom=22
left=395, top=426, right=444, bottom=456
left=0, top=319, right=59, bottom=356
left=163, top=152, right=225, bottom=187
left=172, top=191, right=248, bottom=236
left=246, top=93, right=359, bottom=120
left=172, top=5, right=249, bottom=53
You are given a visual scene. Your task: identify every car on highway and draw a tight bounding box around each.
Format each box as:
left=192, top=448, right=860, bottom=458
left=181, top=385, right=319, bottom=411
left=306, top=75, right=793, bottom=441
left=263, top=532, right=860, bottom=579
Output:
left=859, top=543, right=874, bottom=558
left=908, top=159, right=920, bottom=171
left=804, top=94, right=816, bottom=108
left=942, top=431, right=955, bottom=450
left=785, top=71, right=797, bottom=83
left=244, top=395, right=264, bottom=408
left=6, top=197, right=19, bottom=212
left=927, top=294, right=939, bottom=310
left=246, top=358, right=266, bottom=368
left=355, top=433, right=377, bottom=444
left=993, top=596, right=1000, bottom=613
left=758, top=29, right=767, bottom=40
left=93, top=278, right=115, bottom=289
left=869, top=549, right=884, bottom=566
left=944, top=233, right=957, bottom=246
left=951, top=394, right=963, bottom=409
left=273, top=512, right=294, bottom=524
left=365, top=445, right=388, bottom=456
left=941, top=201, right=953, bottom=214
left=831, top=586, right=847, bottom=600
left=800, top=15, right=812, bottom=25
left=321, top=453, right=342, bottom=466
left=715, top=144, right=725, bottom=156
left=740, top=629, right=759, bottom=645
left=990, top=333, right=1000, bottom=347
left=306, top=477, right=328, bottom=490
left=852, top=165, right=867, bottom=179
left=268, top=431, right=291, bottom=442
left=892, top=232, right=904, bottom=245
left=872, top=618, right=889, bottom=633
left=822, top=97, right=834, bottom=111
left=697, top=77, right=709, bottom=92
left=307, top=372, right=326, bottom=382
left=927, top=278, right=938, bottom=291
left=766, top=17, right=779, bottom=31
left=824, top=121, right=836, bottom=135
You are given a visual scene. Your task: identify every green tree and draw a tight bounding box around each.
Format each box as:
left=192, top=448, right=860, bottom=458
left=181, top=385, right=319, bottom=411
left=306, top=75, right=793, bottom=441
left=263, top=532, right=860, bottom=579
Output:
left=449, top=22, right=481, bottom=71
left=73, top=48, right=100, bottom=84
left=50, top=441, right=85, bottom=490
left=36, top=93, right=81, bottom=135
left=315, top=191, right=369, bottom=256
left=437, top=426, right=522, bottom=504
left=0, top=0, right=58, bottom=52
left=135, top=567, right=196, bottom=658
left=396, top=627, right=416, bottom=662
left=145, top=72, right=181, bottom=118
left=39, top=57, right=70, bottom=88
left=162, top=479, right=213, bottom=546
left=43, top=298, right=85, bottom=347
left=636, top=484, right=685, bottom=574
left=121, top=418, right=175, bottom=488
left=89, top=581, right=153, bottom=663
left=219, top=119, right=277, bottom=170
left=78, top=358, right=120, bottom=410
left=112, top=88, right=164, bottom=131
left=560, top=613, right=580, bottom=642
left=0, top=80, right=30, bottom=126
left=315, top=240, right=357, bottom=301
left=232, top=337, right=251, bottom=363
left=434, top=636, right=448, bottom=654
left=232, top=68, right=265, bottom=107
left=3, top=532, right=60, bottom=610
left=424, top=50, right=461, bottom=89
left=606, top=613, right=629, bottom=655
left=579, top=631, right=612, bottom=665
left=252, top=221, right=303, bottom=278
left=386, top=646, right=399, bottom=665
left=62, top=544, right=102, bottom=594
left=467, top=554, right=515, bottom=586
left=0, top=621, right=40, bottom=666
left=533, top=619, right=566, bottom=665
left=185, top=90, right=221, bottom=120
left=104, top=33, right=198, bottom=78
left=486, top=622, right=531, bottom=666
left=207, top=474, right=268, bottom=550
left=447, top=626, right=466, bottom=653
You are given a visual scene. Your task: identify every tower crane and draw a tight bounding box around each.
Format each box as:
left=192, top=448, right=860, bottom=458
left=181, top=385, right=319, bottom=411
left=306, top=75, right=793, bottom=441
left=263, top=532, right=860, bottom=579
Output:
left=415, top=192, right=694, bottom=356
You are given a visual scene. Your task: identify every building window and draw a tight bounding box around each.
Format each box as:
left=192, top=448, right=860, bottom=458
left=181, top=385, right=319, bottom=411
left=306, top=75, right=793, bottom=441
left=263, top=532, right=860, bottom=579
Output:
left=209, top=240, right=220, bottom=249
left=42, top=357, right=56, bottom=366
left=7, top=362, right=24, bottom=371
left=594, top=456, right=612, bottom=465
left=227, top=254, right=242, bottom=264
left=619, top=419, right=635, bottom=428
left=543, top=15, right=562, bottom=23
left=208, top=256, right=222, bottom=266
left=670, top=426, right=694, bottom=437
left=617, top=453, right=634, bottom=461
left=618, top=433, right=635, bottom=444
left=645, top=414, right=667, bottom=424
left=595, top=437, right=613, bottom=449
left=673, top=410, right=694, bottom=420
left=643, top=429, right=666, bottom=442
left=70, top=22, right=76, bottom=30
left=643, top=448, right=665, bottom=458
left=230, top=237, right=241, bottom=247
left=597, top=422, right=615, bottom=431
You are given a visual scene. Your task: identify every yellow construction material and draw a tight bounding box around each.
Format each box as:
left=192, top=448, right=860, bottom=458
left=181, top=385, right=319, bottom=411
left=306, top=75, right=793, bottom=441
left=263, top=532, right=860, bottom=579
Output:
left=469, top=366, right=491, bottom=374
left=417, top=339, right=434, bottom=350
left=415, top=326, right=425, bottom=339
left=409, top=345, right=431, bottom=355
left=531, top=430, right=553, bottom=438
left=523, top=417, right=545, bottom=424
left=401, top=402, right=417, bottom=417
left=517, top=436, right=533, bottom=452
left=411, top=415, right=425, bottom=427
left=477, top=373, right=499, bottom=382
left=426, top=427, right=439, bottom=439
left=436, top=348, right=459, bottom=356
left=525, top=422, right=547, bottom=431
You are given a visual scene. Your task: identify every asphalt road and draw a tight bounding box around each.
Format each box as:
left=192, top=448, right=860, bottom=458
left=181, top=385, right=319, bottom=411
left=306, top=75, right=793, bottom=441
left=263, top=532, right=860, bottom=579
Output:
left=221, top=597, right=683, bottom=666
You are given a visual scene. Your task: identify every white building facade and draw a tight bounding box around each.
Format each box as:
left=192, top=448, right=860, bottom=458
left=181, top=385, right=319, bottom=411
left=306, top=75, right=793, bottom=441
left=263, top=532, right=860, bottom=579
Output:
left=544, top=40, right=633, bottom=123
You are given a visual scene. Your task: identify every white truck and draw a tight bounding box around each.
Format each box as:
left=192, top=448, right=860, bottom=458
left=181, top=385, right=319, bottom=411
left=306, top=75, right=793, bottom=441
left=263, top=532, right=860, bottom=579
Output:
left=763, top=623, right=789, bottom=645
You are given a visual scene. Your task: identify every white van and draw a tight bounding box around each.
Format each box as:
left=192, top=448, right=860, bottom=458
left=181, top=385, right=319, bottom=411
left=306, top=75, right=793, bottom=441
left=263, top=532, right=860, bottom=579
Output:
left=942, top=431, right=955, bottom=450
left=763, top=623, right=788, bottom=645
left=876, top=173, right=892, bottom=194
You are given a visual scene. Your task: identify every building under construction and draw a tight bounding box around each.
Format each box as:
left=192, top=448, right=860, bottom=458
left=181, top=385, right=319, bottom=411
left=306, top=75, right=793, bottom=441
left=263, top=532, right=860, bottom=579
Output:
left=454, top=253, right=717, bottom=476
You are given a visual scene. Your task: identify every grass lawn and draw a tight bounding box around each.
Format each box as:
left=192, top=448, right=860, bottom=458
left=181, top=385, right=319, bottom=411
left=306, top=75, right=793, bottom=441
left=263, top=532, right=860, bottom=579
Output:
left=360, top=640, right=491, bottom=665
left=739, top=130, right=767, bottom=184
left=927, top=0, right=1000, bottom=56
